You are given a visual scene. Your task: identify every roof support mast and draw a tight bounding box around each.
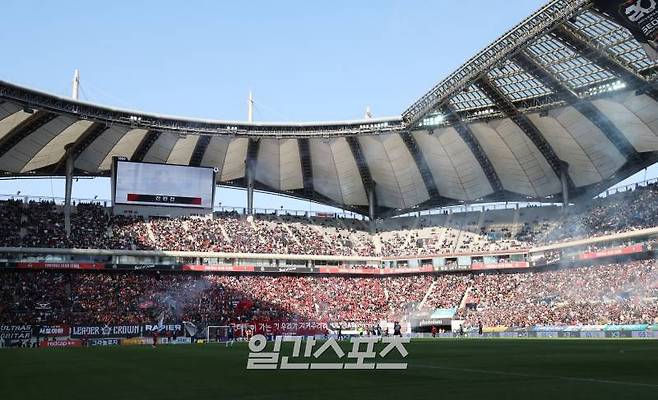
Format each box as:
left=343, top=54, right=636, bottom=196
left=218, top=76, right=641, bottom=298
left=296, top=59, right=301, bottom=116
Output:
left=246, top=91, right=255, bottom=216
left=64, top=69, right=80, bottom=238
left=560, top=164, right=569, bottom=214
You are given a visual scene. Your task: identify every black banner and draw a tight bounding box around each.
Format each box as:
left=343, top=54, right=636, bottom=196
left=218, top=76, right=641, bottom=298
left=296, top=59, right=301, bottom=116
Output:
left=605, top=330, right=634, bottom=338
left=414, top=318, right=452, bottom=327
left=594, top=0, right=658, bottom=59
left=71, top=325, right=142, bottom=338
left=0, top=325, right=32, bottom=340
left=70, top=324, right=183, bottom=338
left=143, top=324, right=183, bottom=336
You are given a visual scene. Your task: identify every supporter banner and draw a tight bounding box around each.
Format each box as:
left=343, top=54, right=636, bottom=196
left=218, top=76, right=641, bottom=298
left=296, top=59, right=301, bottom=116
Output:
left=112, top=264, right=175, bottom=271
left=437, top=264, right=471, bottom=272
left=256, top=265, right=313, bottom=274
left=39, top=325, right=70, bottom=337
left=121, top=337, right=150, bottom=346
left=318, top=267, right=382, bottom=275
left=483, top=326, right=509, bottom=333
left=15, top=262, right=105, bottom=270
left=508, top=327, right=533, bottom=332
left=181, top=265, right=255, bottom=272
left=0, top=325, right=32, bottom=340
left=143, top=324, right=184, bottom=336
left=88, top=338, right=121, bottom=347
left=594, top=0, right=658, bottom=60
left=563, top=325, right=605, bottom=332
left=558, top=331, right=581, bottom=338
left=532, top=325, right=567, bottom=332
left=481, top=332, right=500, bottom=338
left=471, top=262, right=528, bottom=271
left=605, top=330, right=634, bottom=338
left=39, top=339, right=82, bottom=348
left=579, top=244, right=645, bottom=260
left=318, top=266, right=434, bottom=275
left=415, top=318, right=452, bottom=327
left=483, top=330, right=647, bottom=339
left=580, top=331, right=606, bottom=338
left=162, top=337, right=192, bottom=344
left=632, top=330, right=658, bottom=338
left=603, top=324, right=649, bottom=331
left=380, top=266, right=434, bottom=275
left=116, top=264, right=316, bottom=274
left=498, top=331, right=531, bottom=338
left=250, top=321, right=328, bottom=336
left=535, top=331, right=560, bottom=338
left=71, top=325, right=142, bottom=338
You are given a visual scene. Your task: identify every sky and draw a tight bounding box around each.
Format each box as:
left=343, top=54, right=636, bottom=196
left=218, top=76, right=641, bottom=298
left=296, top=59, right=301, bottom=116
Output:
left=1, top=0, right=656, bottom=213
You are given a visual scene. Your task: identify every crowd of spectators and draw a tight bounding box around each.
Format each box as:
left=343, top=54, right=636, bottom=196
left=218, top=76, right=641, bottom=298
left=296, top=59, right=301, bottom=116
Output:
left=2, top=259, right=656, bottom=328
left=1, top=182, right=658, bottom=257
left=0, top=271, right=466, bottom=325
left=0, top=202, right=377, bottom=256
left=522, top=183, right=658, bottom=245
left=459, top=259, right=658, bottom=327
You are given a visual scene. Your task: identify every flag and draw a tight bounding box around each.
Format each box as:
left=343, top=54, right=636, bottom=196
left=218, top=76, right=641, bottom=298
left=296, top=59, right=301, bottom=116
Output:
left=593, top=0, right=658, bottom=60
left=183, top=321, right=197, bottom=337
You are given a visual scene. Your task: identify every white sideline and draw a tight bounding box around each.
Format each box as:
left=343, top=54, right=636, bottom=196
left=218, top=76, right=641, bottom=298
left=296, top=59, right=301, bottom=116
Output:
left=415, top=364, right=658, bottom=388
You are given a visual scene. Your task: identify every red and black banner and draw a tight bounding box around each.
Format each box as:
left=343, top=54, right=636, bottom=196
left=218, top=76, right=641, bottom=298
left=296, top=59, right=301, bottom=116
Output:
left=39, top=339, right=82, bottom=348
left=15, top=262, right=105, bottom=270
left=181, top=265, right=256, bottom=272
left=578, top=244, right=645, bottom=260
left=38, top=325, right=70, bottom=336
left=318, top=266, right=434, bottom=275
left=593, top=0, right=658, bottom=59
left=471, top=261, right=529, bottom=271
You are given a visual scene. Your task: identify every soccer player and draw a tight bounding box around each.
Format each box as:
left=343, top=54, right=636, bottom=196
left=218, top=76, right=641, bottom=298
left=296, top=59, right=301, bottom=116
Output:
left=152, top=330, right=159, bottom=348
left=226, top=325, right=235, bottom=347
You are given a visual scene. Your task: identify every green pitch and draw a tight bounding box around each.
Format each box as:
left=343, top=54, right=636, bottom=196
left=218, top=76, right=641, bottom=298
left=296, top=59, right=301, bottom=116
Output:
left=1, top=339, right=657, bottom=400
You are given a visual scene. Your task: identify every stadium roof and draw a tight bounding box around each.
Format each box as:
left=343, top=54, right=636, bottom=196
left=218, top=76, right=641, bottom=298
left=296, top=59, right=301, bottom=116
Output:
left=1, top=0, right=658, bottom=217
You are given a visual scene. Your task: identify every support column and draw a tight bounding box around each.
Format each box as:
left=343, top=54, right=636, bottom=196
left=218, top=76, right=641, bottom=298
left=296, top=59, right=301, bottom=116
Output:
left=246, top=160, right=254, bottom=216
left=368, top=184, right=376, bottom=222
left=560, top=164, right=569, bottom=213
left=64, top=69, right=80, bottom=237
left=64, top=145, right=74, bottom=238
left=246, top=91, right=255, bottom=216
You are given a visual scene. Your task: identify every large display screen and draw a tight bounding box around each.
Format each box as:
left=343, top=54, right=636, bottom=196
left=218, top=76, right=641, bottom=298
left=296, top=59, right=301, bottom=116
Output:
left=113, top=160, right=215, bottom=209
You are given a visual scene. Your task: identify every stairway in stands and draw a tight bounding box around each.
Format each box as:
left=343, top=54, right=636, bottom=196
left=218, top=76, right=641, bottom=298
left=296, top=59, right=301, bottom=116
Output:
left=459, top=285, right=473, bottom=310
left=418, top=279, right=438, bottom=311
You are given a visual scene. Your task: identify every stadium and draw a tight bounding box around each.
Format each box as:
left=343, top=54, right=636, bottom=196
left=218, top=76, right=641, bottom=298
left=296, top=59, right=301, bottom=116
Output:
left=1, top=0, right=658, bottom=399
